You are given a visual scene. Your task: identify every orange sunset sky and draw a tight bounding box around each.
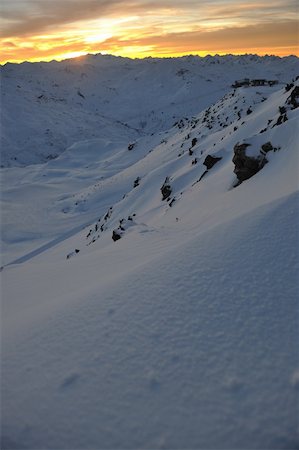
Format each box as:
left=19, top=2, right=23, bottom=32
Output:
left=0, top=0, right=298, bottom=64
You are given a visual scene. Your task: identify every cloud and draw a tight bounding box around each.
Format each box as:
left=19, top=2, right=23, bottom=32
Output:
left=0, top=0, right=182, bottom=37
left=1, top=18, right=297, bottom=64
left=1, top=0, right=131, bottom=37
left=2, top=40, right=17, bottom=48
left=0, top=0, right=298, bottom=62
left=1, top=0, right=297, bottom=38
left=98, top=19, right=298, bottom=53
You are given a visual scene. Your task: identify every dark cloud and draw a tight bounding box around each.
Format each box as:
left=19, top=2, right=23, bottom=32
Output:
left=2, top=40, right=17, bottom=48
left=0, top=0, right=120, bottom=37
left=0, top=0, right=195, bottom=37
left=1, top=0, right=297, bottom=38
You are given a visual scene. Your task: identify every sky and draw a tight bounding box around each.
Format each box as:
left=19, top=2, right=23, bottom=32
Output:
left=0, top=0, right=298, bottom=63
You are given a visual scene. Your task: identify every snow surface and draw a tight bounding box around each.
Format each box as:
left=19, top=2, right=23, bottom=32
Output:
left=1, top=54, right=299, bottom=449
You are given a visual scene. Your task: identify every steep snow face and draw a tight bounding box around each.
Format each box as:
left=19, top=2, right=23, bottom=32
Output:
left=1, top=56, right=299, bottom=450
left=1, top=54, right=298, bottom=166
left=1, top=74, right=298, bottom=264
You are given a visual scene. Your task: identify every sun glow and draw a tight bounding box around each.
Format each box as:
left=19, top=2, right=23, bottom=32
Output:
left=0, top=1, right=298, bottom=64
left=57, top=50, right=87, bottom=60
left=84, top=33, right=113, bottom=44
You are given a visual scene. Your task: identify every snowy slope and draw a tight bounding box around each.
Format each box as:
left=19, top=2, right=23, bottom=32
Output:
left=2, top=192, right=298, bottom=450
left=1, top=56, right=299, bottom=450
left=1, top=66, right=298, bottom=264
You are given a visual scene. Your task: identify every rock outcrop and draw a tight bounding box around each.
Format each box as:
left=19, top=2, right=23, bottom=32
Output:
left=232, top=143, right=266, bottom=183
left=287, top=86, right=299, bottom=109
left=161, top=177, right=172, bottom=200
left=203, top=154, right=222, bottom=170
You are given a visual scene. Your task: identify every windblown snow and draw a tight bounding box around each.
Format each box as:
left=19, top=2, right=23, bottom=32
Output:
left=1, top=54, right=299, bottom=450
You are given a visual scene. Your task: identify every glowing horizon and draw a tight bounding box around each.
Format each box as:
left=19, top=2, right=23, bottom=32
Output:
left=1, top=0, right=298, bottom=64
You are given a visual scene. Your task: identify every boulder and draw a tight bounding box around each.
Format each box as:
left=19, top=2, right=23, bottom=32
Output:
left=203, top=154, right=222, bottom=170
left=112, top=230, right=122, bottom=242
left=232, top=143, right=260, bottom=182
left=261, top=142, right=274, bottom=153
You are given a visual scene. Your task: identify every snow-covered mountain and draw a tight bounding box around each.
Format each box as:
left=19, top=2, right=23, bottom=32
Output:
left=1, top=53, right=298, bottom=167
left=1, top=54, right=299, bottom=450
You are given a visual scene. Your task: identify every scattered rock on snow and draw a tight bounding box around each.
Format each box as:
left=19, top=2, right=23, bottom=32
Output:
left=285, top=83, right=294, bottom=92
left=273, top=113, right=288, bottom=127
left=133, top=177, right=140, bottom=188
left=66, top=249, right=80, bottom=259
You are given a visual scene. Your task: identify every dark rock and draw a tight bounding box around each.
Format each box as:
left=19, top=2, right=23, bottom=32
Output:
left=233, top=141, right=274, bottom=183
left=203, top=154, right=222, bottom=170
left=285, top=83, right=294, bottom=92
left=128, top=142, right=136, bottom=151
left=133, top=177, right=140, bottom=188
left=274, top=113, right=288, bottom=126
left=279, top=106, right=286, bottom=114
left=261, top=142, right=274, bottom=153
left=161, top=177, right=172, bottom=200
left=112, top=230, right=122, bottom=242
left=232, top=143, right=260, bottom=182
left=287, top=86, right=299, bottom=109
left=198, top=170, right=208, bottom=183
left=191, top=137, right=198, bottom=148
